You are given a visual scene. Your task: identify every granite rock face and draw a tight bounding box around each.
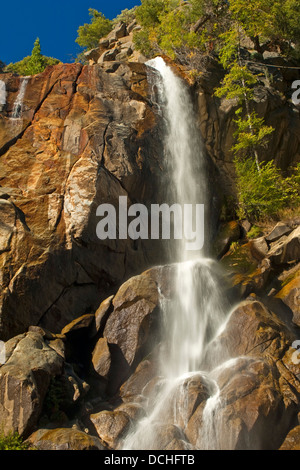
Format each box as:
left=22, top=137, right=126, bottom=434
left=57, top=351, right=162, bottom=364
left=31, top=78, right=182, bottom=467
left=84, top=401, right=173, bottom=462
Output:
left=0, top=62, right=165, bottom=339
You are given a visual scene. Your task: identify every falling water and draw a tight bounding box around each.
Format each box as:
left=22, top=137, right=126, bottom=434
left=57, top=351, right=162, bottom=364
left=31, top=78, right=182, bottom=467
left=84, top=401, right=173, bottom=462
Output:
left=12, top=77, right=29, bottom=119
left=122, top=58, right=231, bottom=450
left=0, top=80, right=6, bottom=108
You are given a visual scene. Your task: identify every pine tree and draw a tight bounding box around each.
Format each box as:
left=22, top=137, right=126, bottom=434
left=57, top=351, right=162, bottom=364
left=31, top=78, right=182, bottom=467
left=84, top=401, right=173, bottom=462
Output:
left=26, top=38, right=45, bottom=75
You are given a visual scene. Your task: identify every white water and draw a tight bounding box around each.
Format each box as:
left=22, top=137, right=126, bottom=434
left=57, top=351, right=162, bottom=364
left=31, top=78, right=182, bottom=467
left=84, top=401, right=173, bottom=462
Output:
left=122, top=58, right=232, bottom=450
left=0, top=80, right=6, bottom=107
left=12, top=77, right=29, bottom=119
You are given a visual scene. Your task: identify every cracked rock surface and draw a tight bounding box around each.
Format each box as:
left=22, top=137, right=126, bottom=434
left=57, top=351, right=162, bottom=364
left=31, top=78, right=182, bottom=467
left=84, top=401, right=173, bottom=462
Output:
left=0, top=62, right=164, bottom=339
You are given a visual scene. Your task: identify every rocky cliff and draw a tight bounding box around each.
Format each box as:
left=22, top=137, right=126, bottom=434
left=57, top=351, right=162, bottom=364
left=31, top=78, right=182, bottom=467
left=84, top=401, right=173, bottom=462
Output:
left=0, top=23, right=300, bottom=450
left=0, top=61, right=168, bottom=339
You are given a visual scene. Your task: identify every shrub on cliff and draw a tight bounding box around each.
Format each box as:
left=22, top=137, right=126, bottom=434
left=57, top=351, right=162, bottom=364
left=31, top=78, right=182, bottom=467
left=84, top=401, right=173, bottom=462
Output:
left=5, top=38, right=60, bottom=76
left=235, top=158, right=300, bottom=220
left=131, top=0, right=300, bottom=59
left=112, top=7, right=137, bottom=27
left=76, top=9, right=112, bottom=50
left=0, top=432, right=30, bottom=450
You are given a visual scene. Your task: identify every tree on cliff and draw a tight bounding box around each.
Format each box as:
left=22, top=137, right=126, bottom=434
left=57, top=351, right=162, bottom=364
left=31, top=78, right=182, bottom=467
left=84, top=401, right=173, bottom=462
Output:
left=132, top=0, right=300, bottom=58
left=5, top=38, right=60, bottom=76
left=76, top=9, right=113, bottom=50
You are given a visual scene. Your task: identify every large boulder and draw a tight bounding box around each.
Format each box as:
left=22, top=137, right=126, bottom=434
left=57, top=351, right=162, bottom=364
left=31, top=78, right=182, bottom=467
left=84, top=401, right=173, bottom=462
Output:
left=90, top=409, right=131, bottom=449
left=276, top=274, right=300, bottom=326
left=0, top=331, right=64, bottom=437
left=279, top=425, right=300, bottom=450
left=27, top=427, right=106, bottom=450
left=102, top=269, right=163, bottom=392
left=268, top=226, right=300, bottom=265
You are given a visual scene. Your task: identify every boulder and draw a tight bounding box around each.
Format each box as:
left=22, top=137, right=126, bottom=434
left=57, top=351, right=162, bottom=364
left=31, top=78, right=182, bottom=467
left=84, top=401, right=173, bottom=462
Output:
left=83, top=48, right=101, bottom=64
left=91, top=295, right=114, bottom=337
left=161, top=374, right=210, bottom=430
left=213, top=220, right=241, bottom=258
left=107, top=22, right=127, bottom=41
left=276, top=275, right=300, bottom=326
left=187, top=357, right=297, bottom=450
left=0, top=331, right=64, bottom=437
left=61, top=313, right=94, bottom=336
left=250, top=236, right=269, bottom=258
left=268, top=226, right=300, bottom=265
left=279, top=426, right=300, bottom=450
left=265, top=222, right=293, bottom=243
left=210, top=298, right=293, bottom=364
left=91, top=337, right=112, bottom=379
left=103, top=271, right=160, bottom=368
left=215, top=358, right=291, bottom=450
left=90, top=409, right=131, bottom=449
left=27, top=427, right=106, bottom=450
left=220, top=242, right=271, bottom=297
left=120, top=358, right=159, bottom=403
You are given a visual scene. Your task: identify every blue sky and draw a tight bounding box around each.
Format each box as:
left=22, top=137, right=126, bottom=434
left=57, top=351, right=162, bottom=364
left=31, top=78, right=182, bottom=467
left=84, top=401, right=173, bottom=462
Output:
left=1, top=0, right=141, bottom=65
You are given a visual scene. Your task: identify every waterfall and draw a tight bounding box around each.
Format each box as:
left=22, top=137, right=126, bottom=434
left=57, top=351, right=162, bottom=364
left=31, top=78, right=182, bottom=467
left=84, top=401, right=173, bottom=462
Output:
left=0, top=80, right=6, bottom=108
left=122, top=58, right=231, bottom=450
left=12, top=77, right=29, bottom=119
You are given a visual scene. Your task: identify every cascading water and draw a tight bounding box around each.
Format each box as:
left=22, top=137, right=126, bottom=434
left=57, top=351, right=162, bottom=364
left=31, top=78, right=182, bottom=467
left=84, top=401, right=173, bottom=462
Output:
left=0, top=80, right=6, bottom=109
left=122, top=57, right=233, bottom=450
left=12, top=77, right=29, bottom=119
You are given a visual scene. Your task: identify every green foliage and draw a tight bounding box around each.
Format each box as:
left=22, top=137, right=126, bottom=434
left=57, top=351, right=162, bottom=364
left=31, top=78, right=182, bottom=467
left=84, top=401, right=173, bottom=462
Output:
left=232, top=112, right=274, bottom=155
left=234, top=158, right=300, bottom=220
left=0, top=431, right=30, bottom=450
left=132, top=0, right=300, bottom=59
left=112, top=7, right=137, bottom=26
left=247, top=225, right=263, bottom=239
left=76, top=9, right=112, bottom=50
left=134, top=0, right=209, bottom=57
left=133, top=0, right=232, bottom=57
left=135, top=0, right=167, bottom=29
left=228, top=0, right=300, bottom=54
left=5, top=38, right=60, bottom=76
left=215, top=62, right=257, bottom=101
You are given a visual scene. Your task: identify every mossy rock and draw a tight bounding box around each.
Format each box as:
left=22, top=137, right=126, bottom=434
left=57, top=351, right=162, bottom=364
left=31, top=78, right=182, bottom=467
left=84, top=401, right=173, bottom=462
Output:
left=221, top=242, right=271, bottom=296
left=26, top=428, right=106, bottom=450
left=212, top=220, right=241, bottom=259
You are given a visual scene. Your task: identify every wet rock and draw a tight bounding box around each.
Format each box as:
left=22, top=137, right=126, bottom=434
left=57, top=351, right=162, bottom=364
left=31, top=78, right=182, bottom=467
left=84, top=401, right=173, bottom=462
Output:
left=27, top=427, right=106, bottom=450
left=213, top=298, right=293, bottom=363
left=161, top=374, right=210, bottom=430
left=115, top=402, right=144, bottom=421
left=217, top=357, right=296, bottom=450
left=187, top=357, right=296, bottom=450
left=148, top=424, right=187, bottom=450
left=120, top=358, right=159, bottom=403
